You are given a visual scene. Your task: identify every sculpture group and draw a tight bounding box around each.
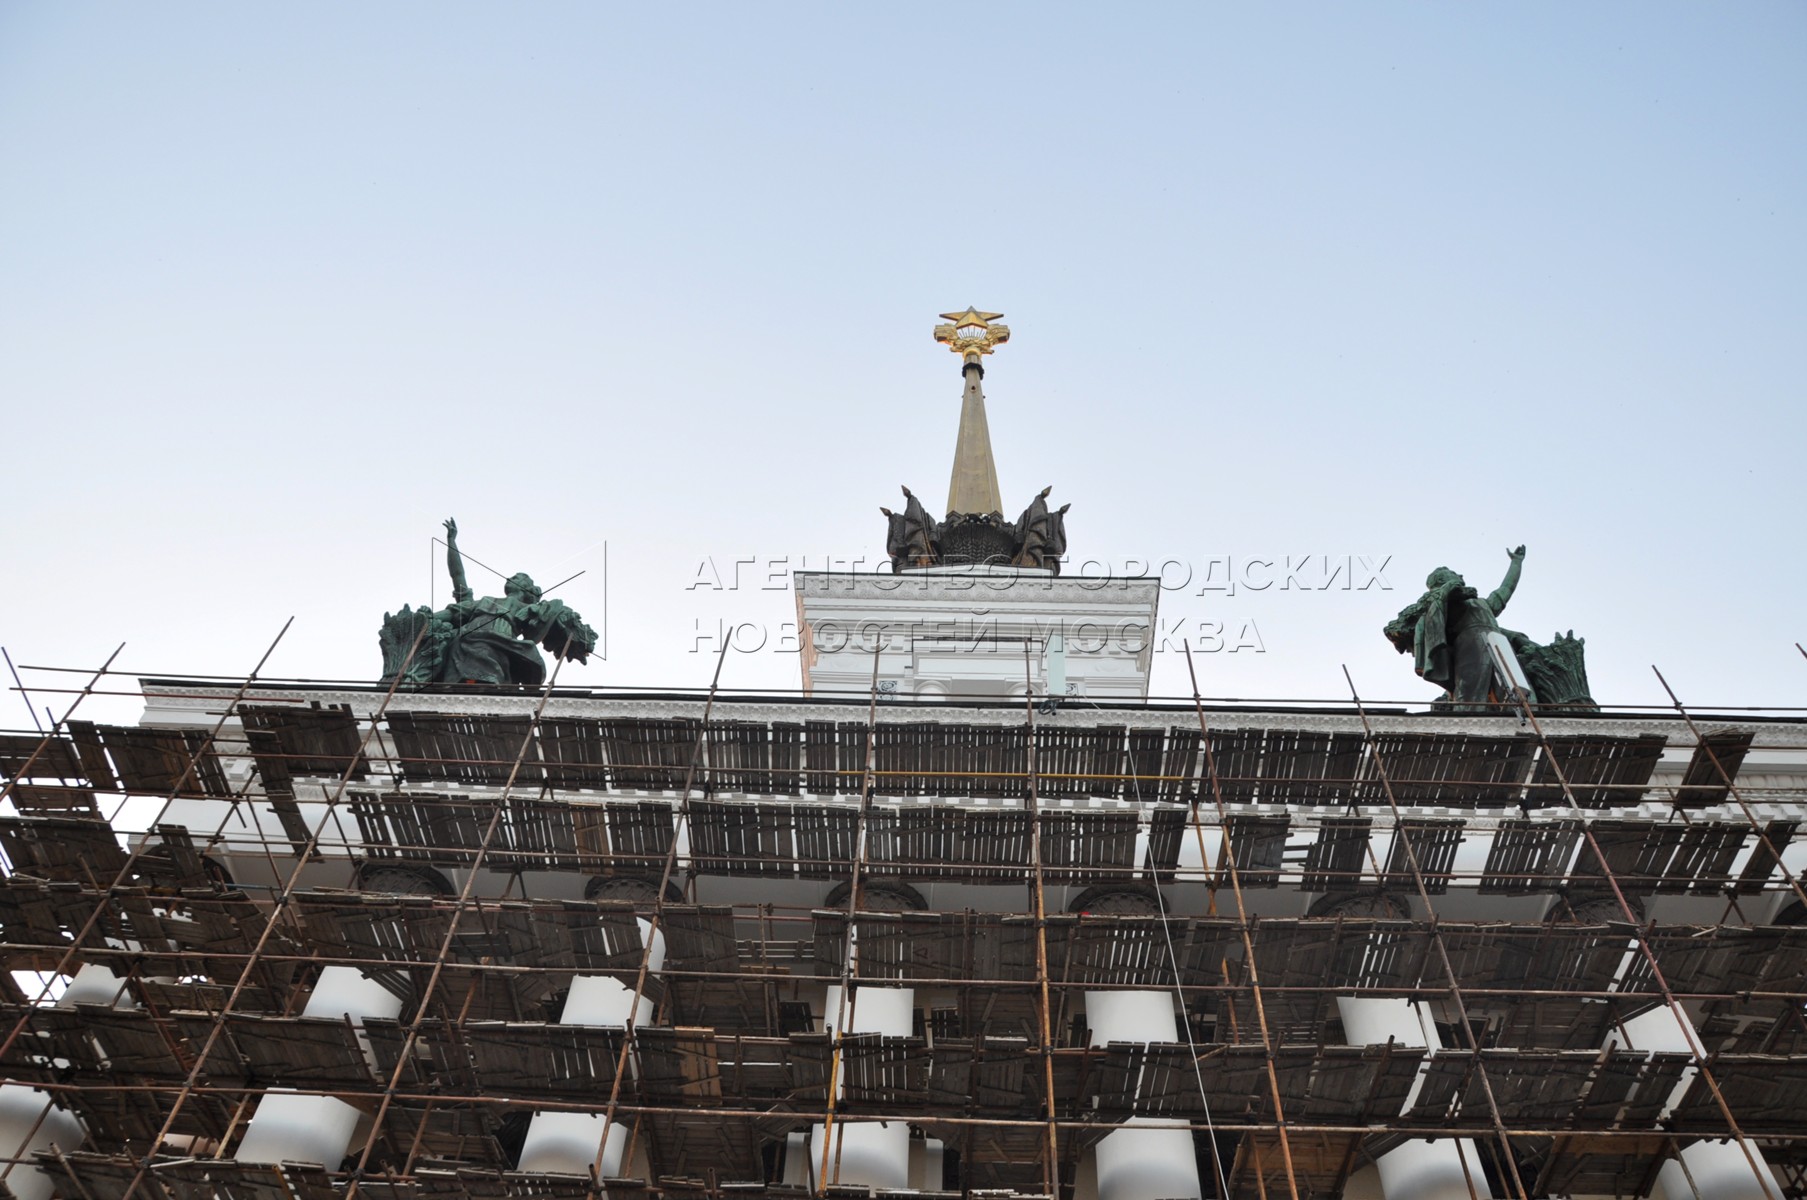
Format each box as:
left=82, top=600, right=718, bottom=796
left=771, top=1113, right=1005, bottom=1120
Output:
left=881, top=484, right=1069, bottom=573
left=378, top=519, right=598, bottom=686
left=375, top=513, right=1595, bottom=715
left=1384, top=546, right=1595, bottom=712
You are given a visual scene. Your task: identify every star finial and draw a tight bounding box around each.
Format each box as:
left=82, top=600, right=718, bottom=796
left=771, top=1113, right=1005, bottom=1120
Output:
left=933, top=307, right=1010, bottom=363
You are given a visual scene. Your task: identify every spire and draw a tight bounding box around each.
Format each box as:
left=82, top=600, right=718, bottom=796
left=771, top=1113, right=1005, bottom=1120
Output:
left=932, top=308, right=1010, bottom=516
left=878, top=309, right=1068, bottom=574
left=947, top=363, right=1002, bottom=515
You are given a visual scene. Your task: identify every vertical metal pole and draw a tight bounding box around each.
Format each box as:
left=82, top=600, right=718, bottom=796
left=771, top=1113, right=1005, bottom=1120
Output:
left=1023, top=646, right=1063, bottom=1198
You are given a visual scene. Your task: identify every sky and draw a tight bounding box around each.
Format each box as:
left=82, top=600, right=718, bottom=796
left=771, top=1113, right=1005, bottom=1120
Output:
left=1, top=3, right=1803, bottom=725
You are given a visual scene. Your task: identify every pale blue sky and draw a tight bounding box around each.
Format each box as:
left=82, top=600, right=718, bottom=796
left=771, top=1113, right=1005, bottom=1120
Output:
left=2, top=3, right=1802, bottom=721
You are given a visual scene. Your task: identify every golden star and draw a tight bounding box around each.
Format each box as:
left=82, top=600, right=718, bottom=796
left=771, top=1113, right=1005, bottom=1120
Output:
left=938, top=307, right=1004, bottom=328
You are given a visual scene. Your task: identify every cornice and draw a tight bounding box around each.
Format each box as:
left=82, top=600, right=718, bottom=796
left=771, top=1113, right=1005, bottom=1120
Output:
left=139, top=680, right=1807, bottom=748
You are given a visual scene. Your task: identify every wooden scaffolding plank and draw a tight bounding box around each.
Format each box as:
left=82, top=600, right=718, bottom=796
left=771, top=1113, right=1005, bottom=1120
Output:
left=1300, top=815, right=1371, bottom=892
left=0, top=732, right=87, bottom=784
left=1261, top=728, right=1366, bottom=806
left=1480, top=818, right=1581, bottom=894
left=598, top=717, right=700, bottom=791
left=1221, top=813, right=1288, bottom=888
left=1528, top=733, right=1668, bottom=809
left=536, top=716, right=612, bottom=789
left=1359, top=732, right=1535, bottom=808
left=1673, top=729, right=1755, bottom=809
left=388, top=712, right=543, bottom=787
left=1380, top=818, right=1464, bottom=894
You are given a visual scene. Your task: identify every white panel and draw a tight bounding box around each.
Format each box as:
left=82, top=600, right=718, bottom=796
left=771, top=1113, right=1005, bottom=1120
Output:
left=825, top=984, right=914, bottom=1037
left=809, top=1120, right=910, bottom=1191
left=1094, top=1118, right=1202, bottom=1200
left=234, top=1091, right=360, bottom=1167
left=1085, top=989, right=1178, bottom=1046
left=1336, top=996, right=1434, bottom=1049
left=57, top=963, right=134, bottom=1009
left=518, top=1112, right=627, bottom=1177
left=303, top=967, right=404, bottom=1023
left=1370, top=1139, right=1491, bottom=1200
left=910, top=1137, right=946, bottom=1191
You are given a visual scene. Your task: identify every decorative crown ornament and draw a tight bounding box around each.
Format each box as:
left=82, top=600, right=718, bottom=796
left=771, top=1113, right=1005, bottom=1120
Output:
left=932, top=307, right=1010, bottom=364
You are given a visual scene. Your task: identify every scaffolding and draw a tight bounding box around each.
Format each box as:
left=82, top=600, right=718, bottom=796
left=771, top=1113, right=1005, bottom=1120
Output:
left=3, top=642, right=1807, bottom=1200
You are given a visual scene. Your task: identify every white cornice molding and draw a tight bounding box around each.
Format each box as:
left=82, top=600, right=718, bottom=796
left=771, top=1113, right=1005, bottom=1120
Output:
left=138, top=680, right=1807, bottom=749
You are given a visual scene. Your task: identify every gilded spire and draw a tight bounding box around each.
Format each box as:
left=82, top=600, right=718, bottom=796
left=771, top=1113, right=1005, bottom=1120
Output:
left=934, top=307, right=1009, bottom=516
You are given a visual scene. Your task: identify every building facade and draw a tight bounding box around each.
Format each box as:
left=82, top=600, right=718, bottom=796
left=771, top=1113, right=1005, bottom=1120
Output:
left=2, top=318, right=1805, bottom=1200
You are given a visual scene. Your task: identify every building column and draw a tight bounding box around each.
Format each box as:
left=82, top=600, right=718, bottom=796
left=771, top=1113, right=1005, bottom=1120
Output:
left=235, top=966, right=404, bottom=1167
left=1337, top=997, right=1492, bottom=1200
left=0, top=965, right=134, bottom=1200
left=1085, top=989, right=1203, bottom=1200
left=1611, top=1007, right=1782, bottom=1200
left=517, top=921, right=666, bottom=1177
left=0, top=1085, right=86, bottom=1200
left=810, top=983, right=915, bottom=1191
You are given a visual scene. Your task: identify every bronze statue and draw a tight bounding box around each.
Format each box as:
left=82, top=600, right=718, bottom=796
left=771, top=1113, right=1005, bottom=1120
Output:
left=379, top=519, right=598, bottom=685
left=1385, top=547, right=1525, bottom=707
left=880, top=486, right=940, bottom=573
left=1384, top=546, right=1595, bottom=711
left=1011, top=485, right=1070, bottom=573
left=1507, top=628, right=1595, bottom=711
left=880, top=483, right=1075, bottom=573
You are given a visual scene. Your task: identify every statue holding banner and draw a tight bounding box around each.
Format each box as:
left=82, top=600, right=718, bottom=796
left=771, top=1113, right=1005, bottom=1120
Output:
left=1011, top=485, right=1070, bottom=573
left=880, top=486, right=940, bottom=573
left=1384, top=546, right=1595, bottom=712
left=379, top=519, right=598, bottom=686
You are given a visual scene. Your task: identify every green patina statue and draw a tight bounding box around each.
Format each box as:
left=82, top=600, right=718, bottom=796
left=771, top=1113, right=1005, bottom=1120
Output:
left=379, top=519, right=598, bottom=686
left=1384, top=546, right=1596, bottom=712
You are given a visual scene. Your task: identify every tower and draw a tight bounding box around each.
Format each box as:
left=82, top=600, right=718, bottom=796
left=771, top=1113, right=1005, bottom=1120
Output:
left=797, top=309, right=1159, bottom=703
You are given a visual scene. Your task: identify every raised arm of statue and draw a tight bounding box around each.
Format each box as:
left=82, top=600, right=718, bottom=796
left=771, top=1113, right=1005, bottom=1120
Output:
left=444, top=518, right=474, bottom=604
left=1488, top=545, right=1526, bottom=615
